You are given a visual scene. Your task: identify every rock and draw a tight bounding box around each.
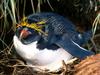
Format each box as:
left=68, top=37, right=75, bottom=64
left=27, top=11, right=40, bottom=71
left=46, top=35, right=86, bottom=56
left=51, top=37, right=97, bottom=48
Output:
left=75, top=54, right=100, bottom=75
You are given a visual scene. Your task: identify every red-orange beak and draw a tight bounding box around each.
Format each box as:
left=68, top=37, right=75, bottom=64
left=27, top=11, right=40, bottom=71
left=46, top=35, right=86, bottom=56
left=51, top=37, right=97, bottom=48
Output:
left=19, top=29, right=31, bottom=40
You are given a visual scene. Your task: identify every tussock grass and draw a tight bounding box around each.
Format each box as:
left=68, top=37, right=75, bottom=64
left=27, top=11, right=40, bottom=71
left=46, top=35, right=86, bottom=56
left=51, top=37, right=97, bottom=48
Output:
left=92, top=13, right=100, bottom=36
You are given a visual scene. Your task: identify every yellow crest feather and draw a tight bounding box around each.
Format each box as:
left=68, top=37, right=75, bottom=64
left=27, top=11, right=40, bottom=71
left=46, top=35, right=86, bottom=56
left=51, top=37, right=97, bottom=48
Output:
left=18, top=17, right=48, bottom=36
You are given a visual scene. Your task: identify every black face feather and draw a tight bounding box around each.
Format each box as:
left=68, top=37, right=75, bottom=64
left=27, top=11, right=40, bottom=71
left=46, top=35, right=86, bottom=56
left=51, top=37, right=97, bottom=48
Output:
left=16, top=26, right=23, bottom=38
left=16, top=26, right=41, bottom=45
left=21, top=31, right=41, bottom=44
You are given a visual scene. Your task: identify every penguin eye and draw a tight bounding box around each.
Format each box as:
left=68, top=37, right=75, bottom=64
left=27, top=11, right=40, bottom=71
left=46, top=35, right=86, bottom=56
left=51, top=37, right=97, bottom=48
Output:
left=16, top=24, right=22, bottom=28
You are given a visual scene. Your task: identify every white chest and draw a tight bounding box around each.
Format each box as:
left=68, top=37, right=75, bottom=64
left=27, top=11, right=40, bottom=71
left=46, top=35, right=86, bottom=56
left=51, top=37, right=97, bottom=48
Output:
left=13, top=35, right=73, bottom=71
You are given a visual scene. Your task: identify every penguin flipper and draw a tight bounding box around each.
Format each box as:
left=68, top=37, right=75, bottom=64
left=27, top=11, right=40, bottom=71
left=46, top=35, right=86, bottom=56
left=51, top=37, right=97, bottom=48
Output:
left=55, top=34, right=94, bottom=59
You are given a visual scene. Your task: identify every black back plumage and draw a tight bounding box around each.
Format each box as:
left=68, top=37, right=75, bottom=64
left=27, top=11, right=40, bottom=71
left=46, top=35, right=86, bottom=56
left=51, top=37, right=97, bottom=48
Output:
left=26, top=12, right=94, bottom=59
